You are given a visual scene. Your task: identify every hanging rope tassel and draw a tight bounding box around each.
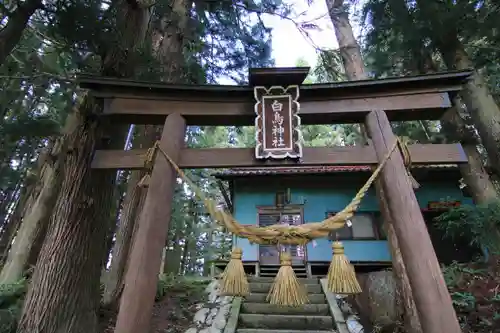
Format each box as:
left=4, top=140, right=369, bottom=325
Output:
left=326, top=241, right=361, bottom=295
left=137, top=173, right=151, bottom=188
left=266, top=252, right=309, bottom=307
left=221, top=248, right=249, bottom=297
left=397, top=137, right=420, bottom=190
left=137, top=142, right=158, bottom=188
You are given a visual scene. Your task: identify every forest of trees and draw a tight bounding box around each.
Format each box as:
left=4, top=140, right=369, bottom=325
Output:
left=1, top=0, right=500, bottom=332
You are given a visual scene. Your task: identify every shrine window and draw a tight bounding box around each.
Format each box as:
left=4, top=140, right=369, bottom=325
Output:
left=326, top=212, right=385, bottom=241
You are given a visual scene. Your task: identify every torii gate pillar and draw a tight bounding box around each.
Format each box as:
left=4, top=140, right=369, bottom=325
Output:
left=365, top=110, right=461, bottom=333
left=114, top=113, right=186, bottom=333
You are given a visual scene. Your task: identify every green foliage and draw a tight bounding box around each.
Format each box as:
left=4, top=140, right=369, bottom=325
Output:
left=0, top=278, right=28, bottom=333
left=451, top=291, right=476, bottom=311
left=442, top=261, right=487, bottom=287
left=434, top=201, right=500, bottom=254
left=311, top=50, right=346, bottom=83
left=156, top=274, right=210, bottom=301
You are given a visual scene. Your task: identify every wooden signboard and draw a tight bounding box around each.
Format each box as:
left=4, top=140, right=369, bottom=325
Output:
left=427, top=200, right=461, bottom=210
left=254, top=86, right=302, bottom=159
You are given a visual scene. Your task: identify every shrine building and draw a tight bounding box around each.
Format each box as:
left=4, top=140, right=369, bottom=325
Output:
left=213, top=165, right=476, bottom=277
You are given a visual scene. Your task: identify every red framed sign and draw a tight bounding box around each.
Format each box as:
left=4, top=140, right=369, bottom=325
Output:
left=254, top=85, right=302, bottom=160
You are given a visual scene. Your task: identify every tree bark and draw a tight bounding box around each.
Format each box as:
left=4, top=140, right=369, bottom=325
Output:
left=326, top=1, right=422, bottom=332
left=0, top=177, right=31, bottom=267
left=441, top=102, right=498, bottom=203
left=0, top=0, right=42, bottom=66
left=203, top=228, right=214, bottom=276
left=179, top=215, right=193, bottom=275
left=386, top=0, right=498, bottom=203
left=103, top=123, right=164, bottom=306
left=326, top=0, right=365, bottom=80
left=152, top=0, right=192, bottom=82
left=0, top=137, right=64, bottom=283
left=16, top=1, right=152, bottom=332
left=102, top=171, right=143, bottom=305
left=163, top=232, right=183, bottom=274
left=0, top=188, right=26, bottom=267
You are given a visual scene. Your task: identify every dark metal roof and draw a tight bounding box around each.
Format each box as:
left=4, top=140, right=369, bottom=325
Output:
left=213, top=164, right=459, bottom=179
left=77, top=69, right=473, bottom=101
left=248, top=67, right=311, bottom=87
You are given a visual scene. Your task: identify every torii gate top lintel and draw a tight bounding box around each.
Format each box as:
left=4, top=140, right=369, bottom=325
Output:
left=77, top=68, right=472, bottom=127
left=82, top=68, right=472, bottom=170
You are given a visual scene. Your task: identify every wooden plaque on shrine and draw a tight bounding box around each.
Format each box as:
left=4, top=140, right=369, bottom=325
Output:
left=254, top=85, right=302, bottom=159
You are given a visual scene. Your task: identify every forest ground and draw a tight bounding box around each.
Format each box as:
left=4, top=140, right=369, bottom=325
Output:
left=3, top=265, right=499, bottom=333
left=100, top=276, right=209, bottom=333
left=447, top=257, right=500, bottom=332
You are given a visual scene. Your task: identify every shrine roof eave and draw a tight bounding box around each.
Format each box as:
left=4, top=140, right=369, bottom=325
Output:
left=77, top=70, right=473, bottom=101
left=212, top=165, right=461, bottom=180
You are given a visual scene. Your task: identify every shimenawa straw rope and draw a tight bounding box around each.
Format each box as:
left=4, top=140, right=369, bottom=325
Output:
left=141, top=137, right=411, bottom=300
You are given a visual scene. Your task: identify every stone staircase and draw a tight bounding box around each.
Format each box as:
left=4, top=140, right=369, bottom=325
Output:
left=235, top=276, right=337, bottom=333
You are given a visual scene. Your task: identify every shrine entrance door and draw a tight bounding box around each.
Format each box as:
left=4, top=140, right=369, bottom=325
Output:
left=257, top=206, right=305, bottom=266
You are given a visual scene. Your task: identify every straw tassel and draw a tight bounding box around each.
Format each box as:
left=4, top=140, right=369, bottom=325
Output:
left=220, top=248, right=249, bottom=297
left=408, top=173, right=420, bottom=190
left=397, top=137, right=420, bottom=190
left=326, top=241, right=362, bottom=294
left=137, top=173, right=151, bottom=188
left=266, top=252, right=309, bottom=307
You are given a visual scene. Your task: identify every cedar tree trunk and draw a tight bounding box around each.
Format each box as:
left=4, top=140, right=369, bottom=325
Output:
left=102, top=170, right=144, bottom=305
left=16, top=1, right=152, bottom=332
left=383, top=0, right=497, bottom=203
left=326, top=1, right=422, bottom=332
left=441, top=102, right=498, bottom=203
left=0, top=136, right=65, bottom=283
left=415, top=0, right=500, bottom=179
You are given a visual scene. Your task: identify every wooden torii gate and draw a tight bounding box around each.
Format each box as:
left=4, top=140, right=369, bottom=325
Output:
left=80, top=68, right=471, bottom=333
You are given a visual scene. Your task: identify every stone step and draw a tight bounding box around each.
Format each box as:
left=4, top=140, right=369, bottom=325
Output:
left=241, top=303, right=330, bottom=316
left=236, top=328, right=336, bottom=333
left=245, top=293, right=326, bottom=304
left=260, top=274, right=309, bottom=278
left=239, top=314, right=334, bottom=330
left=248, top=277, right=319, bottom=284
left=260, top=267, right=307, bottom=271
left=250, top=283, right=322, bottom=294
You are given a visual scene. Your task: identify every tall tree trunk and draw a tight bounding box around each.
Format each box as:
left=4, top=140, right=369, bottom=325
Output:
left=385, top=0, right=497, bottom=204
left=103, top=170, right=144, bottom=305
left=163, top=231, right=183, bottom=274
left=0, top=179, right=28, bottom=266
left=326, top=1, right=422, bottom=332
left=0, top=181, right=22, bottom=229
left=16, top=1, right=152, bottom=332
left=179, top=233, right=191, bottom=275
left=147, top=0, right=192, bottom=278
left=415, top=0, right=500, bottom=179
left=152, top=0, right=192, bottom=82
left=0, top=137, right=65, bottom=283
left=441, top=101, right=498, bottom=203
left=326, top=0, right=365, bottom=80
left=0, top=185, right=27, bottom=266
left=0, top=0, right=42, bottom=66
left=203, top=229, right=214, bottom=276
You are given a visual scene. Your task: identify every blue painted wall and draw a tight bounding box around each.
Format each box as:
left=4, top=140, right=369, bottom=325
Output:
left=232, top=176, right=473, bottom=263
